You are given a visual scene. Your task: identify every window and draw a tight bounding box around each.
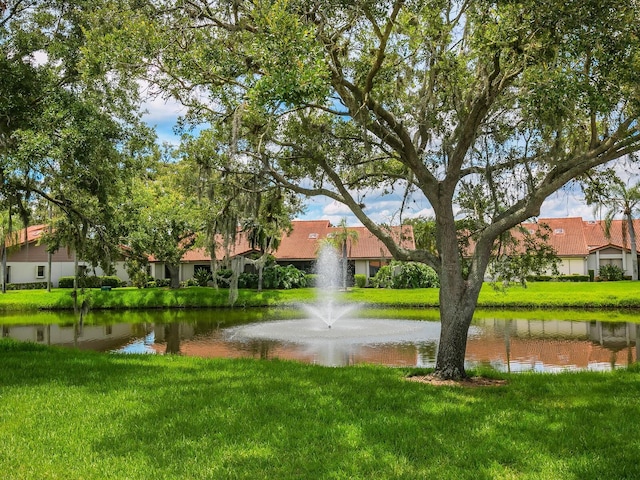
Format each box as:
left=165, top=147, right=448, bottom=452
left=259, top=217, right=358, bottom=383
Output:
left=36, top=265, right=45, bottom=278
left=308, top=233, right=319, bottom=239
left=554, top=228, right=564, bottom=235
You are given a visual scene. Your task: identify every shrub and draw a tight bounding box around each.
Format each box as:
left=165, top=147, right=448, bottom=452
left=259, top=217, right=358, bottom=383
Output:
left=263, top=265, right=307, bottom=289
left=372, top=261, right=439, bottom=289
left=59, top=276, right=121, bottom=288
left=193, top=268, right=213, bottom=287
left=526, top=275, right=553, bottom=282
left=598, top=264, right=625, bottom=281
left=214, top=269, right=233, bottom=286
left=354, top=274, right=367, bottom=288
left=101, top=276, right=122, bottom=288
left=238, top=272, right=259, bottom=289
left=557, top=275, right=590, bottom=282
left=527, top=274, right=590, bottom=282
left=6, top=282, right=48, bottom=290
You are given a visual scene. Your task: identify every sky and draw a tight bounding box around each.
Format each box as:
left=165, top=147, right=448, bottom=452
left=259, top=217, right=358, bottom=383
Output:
left=143, top=95, right=637, bottom=227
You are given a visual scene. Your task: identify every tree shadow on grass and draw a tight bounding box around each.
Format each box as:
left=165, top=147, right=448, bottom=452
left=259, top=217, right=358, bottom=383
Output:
left=2, top=342, right=640, bottom=479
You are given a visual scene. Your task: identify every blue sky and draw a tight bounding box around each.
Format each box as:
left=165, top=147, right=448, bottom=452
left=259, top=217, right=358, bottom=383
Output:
left=143, top=96, right=636, bottom=226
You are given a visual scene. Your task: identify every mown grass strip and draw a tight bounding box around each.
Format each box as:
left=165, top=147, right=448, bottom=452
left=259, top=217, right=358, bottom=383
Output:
left=1, top=281, right=640, bottom=312
left=1, top=339, right=639, bottom=480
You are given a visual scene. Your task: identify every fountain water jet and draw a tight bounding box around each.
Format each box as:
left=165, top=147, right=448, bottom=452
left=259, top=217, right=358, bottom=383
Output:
left=303, top=243, right=359, bottom=328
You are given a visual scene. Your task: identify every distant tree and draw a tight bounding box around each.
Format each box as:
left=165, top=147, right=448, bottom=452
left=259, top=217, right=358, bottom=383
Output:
left=180, top=131, right=300, bottom=299
left=1, top=0, right=151, bottom=296
left=123, top=155, right=200, bottom=289
left=403, top=217, right=437, bottom=254
left=242, top=188, right=297, bottom=292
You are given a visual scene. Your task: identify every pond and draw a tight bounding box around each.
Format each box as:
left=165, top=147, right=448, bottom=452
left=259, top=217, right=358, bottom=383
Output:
left=2, top=308, right=638, bottom=372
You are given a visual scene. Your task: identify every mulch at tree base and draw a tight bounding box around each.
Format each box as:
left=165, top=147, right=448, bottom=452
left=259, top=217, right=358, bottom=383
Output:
left=407, top=374, right=508, bottom=387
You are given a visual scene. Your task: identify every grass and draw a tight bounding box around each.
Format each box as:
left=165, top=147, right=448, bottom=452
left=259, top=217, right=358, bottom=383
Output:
left=0, top=286, right=316, bottom=311
left=2, top=281, right=640, bottom=312
left=1, top=339, right=639, bottom=480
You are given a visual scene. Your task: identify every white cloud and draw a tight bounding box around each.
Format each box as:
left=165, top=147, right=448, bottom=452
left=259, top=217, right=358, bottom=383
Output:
left=404, top=207, right=436, bottom=219
left=322, top=201, right=353, bottom=216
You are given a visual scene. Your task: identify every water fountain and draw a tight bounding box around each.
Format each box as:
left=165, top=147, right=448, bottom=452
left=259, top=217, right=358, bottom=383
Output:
left=302, top=243, right=359, bottom=328
left=223, top=243, right=445, bottom=365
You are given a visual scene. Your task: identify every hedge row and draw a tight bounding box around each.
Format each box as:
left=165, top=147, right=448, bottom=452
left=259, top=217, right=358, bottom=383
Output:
left=4, top=282, right=48, bottom=290
left=526, top=274, right=590, bottom=282
left=58, top=276, right=123, bottom=288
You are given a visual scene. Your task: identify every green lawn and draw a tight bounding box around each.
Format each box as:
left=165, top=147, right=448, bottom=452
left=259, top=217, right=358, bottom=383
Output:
left=3, top=283, right=640, bottom=479
left=1, top=281, right=640, bottom=311
left=1, top=340, right=639, bottom=480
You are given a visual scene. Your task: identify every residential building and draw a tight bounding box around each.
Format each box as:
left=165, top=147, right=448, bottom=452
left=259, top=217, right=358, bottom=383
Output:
left=149, top=220, right=415, bottom=284
left=2, top=224, right=128, bottom=287
left=521, top=217, right=640, bottom=277
left=5, top=217, right=640, bottom=287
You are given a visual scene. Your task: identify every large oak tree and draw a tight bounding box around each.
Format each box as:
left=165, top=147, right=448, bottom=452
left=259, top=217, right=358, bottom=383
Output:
left=88, top=0, right=640, bottom=379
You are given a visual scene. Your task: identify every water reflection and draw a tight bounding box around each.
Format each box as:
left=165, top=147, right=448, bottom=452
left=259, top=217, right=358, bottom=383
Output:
left=1, top=310, right=638, bottom=372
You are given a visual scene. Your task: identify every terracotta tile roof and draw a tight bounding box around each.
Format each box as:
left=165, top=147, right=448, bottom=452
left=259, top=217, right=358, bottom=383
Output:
left=521, top=217, right=588, bottom=256
left=276, top=220, right=333, bottom=260
left=14, top=217, right=639, bottom=263
left=276, top=221, right=414, bottom=260
left=175, top=220, right=415, bottom=262
left=583, top=219, right=640, bottom=253
left=4, top=224, right=47, bottom=247
left=179, top=231, right=256, bottom=262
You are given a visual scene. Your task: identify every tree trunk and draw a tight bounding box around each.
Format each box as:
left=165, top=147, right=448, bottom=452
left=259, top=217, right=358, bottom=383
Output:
left=167, top=263, right=181, bottom=289
left=625, top=214, right=638, bottom=281
left=342, top=241, right=348, bottom=290
left=435, top=289, right=479, bottom=379
left=47, top=205, right=52, bottom=292
left=257, top=262, right=264, bottom=292
left=73, top=250, right=79, bottom=313
left=210, top=257, right=219, bottom=289
left=432, top=203, right=488, bottom=380
left=1, top=243, right=6, bottom=294
left=47, top=248, right=52, bottom=292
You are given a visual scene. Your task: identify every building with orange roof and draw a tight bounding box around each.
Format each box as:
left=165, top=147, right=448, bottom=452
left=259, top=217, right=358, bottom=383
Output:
left=5, top=217, right=640, bottom=287
left=2, top=224, right=128, bottom=287
left=542, top=218, right=639, bottom=277
left=149, top=220, right=414, bottom=283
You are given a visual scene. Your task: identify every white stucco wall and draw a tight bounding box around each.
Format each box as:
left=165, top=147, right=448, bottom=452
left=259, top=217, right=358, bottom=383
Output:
left=6, top=260, right=129, bottom=287
left=354, top=260, right=369, bottom=276
left=555, top=257, right=588, bottom=276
